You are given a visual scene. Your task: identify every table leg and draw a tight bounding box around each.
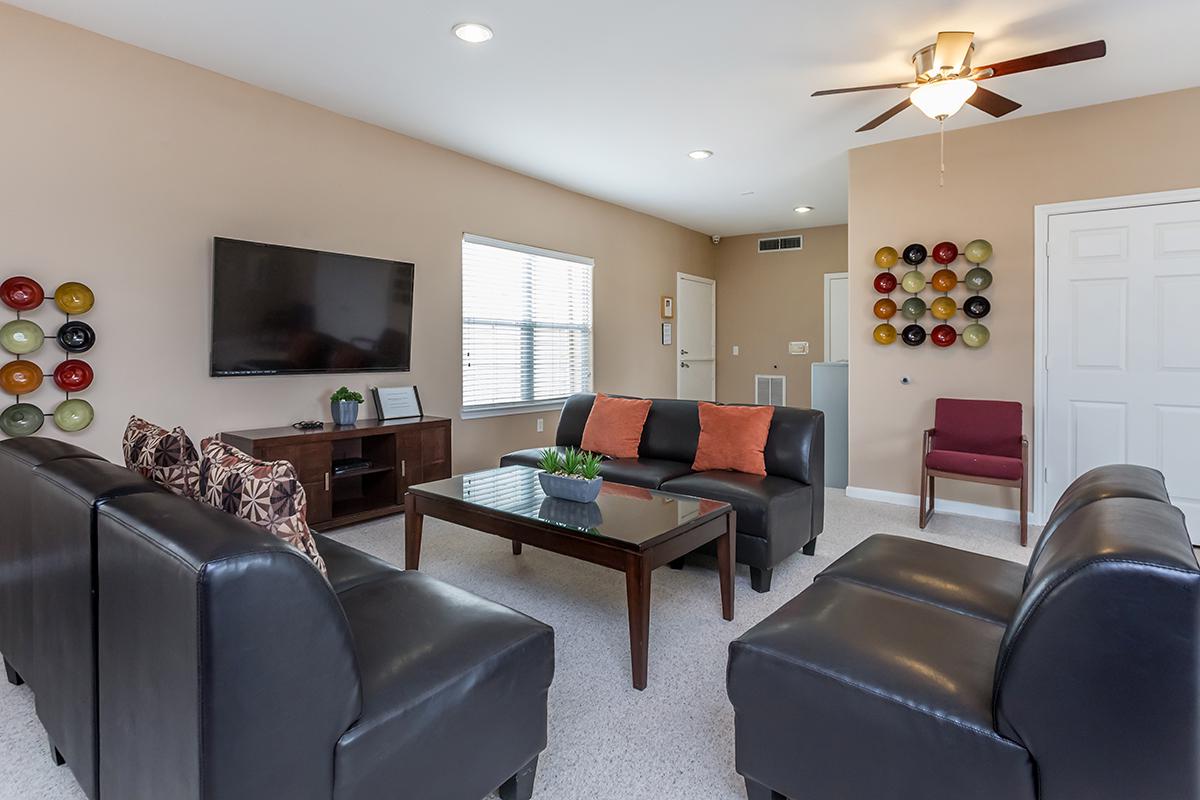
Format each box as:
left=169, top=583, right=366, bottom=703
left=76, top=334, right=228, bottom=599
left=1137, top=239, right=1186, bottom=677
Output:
left=405, top=493, right=423, bottom=570
left=624, top=553, right=651, bottom=691
left=717, top=511, right=736, bottom=621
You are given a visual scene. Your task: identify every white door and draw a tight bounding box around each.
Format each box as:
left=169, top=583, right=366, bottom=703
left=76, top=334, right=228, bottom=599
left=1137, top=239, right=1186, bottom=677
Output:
left=677, top=273, right=715, bottom=401
left=825, top=272, right=850, bottom=362
left=1045, top=200, right=1200, bottom=542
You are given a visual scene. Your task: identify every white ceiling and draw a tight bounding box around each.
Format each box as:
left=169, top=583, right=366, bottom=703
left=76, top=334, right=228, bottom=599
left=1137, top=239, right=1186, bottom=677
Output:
left=12, top=0, right=1200, bottom=235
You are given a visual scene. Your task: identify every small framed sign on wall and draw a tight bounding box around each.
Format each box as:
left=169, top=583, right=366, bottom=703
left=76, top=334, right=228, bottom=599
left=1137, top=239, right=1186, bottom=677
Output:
left=661, top=295, right=674, bottom=319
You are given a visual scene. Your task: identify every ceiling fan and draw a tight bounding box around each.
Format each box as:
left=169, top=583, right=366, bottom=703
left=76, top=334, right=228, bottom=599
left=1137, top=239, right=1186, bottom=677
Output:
left=813, top=32, right=1107, bottom=132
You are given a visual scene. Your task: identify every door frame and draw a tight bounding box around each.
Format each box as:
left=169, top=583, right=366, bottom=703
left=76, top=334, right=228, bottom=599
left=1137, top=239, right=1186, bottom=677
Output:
left=676, top=272, right=716, bottom=400
left=1032, top=186, right=1200, bottom=524
left=823, top=271, right=849, bottom=362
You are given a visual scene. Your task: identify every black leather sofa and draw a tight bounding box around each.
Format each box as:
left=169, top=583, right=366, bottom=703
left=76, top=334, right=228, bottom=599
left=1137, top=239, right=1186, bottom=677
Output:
left=1, top=438, right=554, bottom=800
left=727, top=465, right=1198, bottom=800
left=500, top=393, right=824, bottom=592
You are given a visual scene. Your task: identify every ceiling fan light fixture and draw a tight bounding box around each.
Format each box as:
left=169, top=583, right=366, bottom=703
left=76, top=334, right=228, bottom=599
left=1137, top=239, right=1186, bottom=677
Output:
left=910, top=79, right=977, bottom=120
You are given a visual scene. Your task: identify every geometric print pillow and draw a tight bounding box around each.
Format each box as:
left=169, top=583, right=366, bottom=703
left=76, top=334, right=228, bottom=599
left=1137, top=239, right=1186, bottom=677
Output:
left=122, top=415, right=201, bottom=499
left=198, top=437, right=327, bottom=577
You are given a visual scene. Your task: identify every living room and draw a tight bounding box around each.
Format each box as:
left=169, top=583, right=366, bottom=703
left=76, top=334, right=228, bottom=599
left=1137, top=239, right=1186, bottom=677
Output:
left=1, top=2, right=1198, bottom=799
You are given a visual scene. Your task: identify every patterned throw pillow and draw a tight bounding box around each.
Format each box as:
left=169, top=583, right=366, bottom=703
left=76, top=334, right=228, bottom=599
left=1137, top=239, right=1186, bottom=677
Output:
left=198, top=437, right=327, bottom=576
left=122, top=416, right=201, bottom=498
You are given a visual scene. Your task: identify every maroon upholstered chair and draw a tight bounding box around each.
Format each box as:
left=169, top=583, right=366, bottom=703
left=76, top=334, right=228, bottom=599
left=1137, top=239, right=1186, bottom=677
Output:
left=920, top=398, right=1029, bottom=545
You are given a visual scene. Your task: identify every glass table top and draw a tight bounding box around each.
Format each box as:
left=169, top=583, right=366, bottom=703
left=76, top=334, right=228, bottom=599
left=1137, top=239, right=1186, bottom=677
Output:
left=408, top=466, right=730, bottom=550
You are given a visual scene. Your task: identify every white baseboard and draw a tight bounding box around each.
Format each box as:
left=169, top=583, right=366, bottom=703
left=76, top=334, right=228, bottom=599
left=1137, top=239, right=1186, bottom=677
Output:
left=845, top=485, right=1024, bottom=524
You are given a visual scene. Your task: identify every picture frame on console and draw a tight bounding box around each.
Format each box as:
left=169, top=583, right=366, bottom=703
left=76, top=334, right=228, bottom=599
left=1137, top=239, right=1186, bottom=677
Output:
left=373, top=385, right=423, bottom=420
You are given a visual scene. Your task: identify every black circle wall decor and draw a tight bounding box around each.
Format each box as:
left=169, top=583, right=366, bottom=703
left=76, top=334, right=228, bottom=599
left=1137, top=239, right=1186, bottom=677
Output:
left=902, top=243, right=927, bottom=266
left=963, top=295, right=991, bottom=319
left=901, top=323, right=927, bottom=346
left=56, top=320, right=96, bottom=353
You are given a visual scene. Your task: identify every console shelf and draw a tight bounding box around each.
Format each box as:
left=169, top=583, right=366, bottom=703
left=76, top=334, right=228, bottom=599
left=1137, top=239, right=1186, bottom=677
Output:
left=220, top=416, right=451, bottom=531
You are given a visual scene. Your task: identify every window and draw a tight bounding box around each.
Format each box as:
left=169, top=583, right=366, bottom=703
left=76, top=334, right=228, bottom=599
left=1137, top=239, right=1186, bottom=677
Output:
left=462, top=234, right=593, bottom=417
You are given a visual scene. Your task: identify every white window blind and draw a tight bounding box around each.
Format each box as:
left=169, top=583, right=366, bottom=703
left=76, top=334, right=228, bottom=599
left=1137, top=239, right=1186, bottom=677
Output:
left=462, top=234, right=594, bottom=417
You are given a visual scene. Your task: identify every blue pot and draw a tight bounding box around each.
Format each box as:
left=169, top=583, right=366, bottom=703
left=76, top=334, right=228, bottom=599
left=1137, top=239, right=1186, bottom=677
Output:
left=538, top=471, right=603, bottom=503
left=331, top=400, right=360, bottom=426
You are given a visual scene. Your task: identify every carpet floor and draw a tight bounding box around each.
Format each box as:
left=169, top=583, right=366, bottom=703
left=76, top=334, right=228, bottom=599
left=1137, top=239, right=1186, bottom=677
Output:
left=0, top=490, right=1034, bottom=800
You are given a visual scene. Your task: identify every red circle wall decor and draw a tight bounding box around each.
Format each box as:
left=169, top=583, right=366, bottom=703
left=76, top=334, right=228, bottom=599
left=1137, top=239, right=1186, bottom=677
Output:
left=53, top=359, right=94, bottom=392
left=1, top=276, right=45, bottom=311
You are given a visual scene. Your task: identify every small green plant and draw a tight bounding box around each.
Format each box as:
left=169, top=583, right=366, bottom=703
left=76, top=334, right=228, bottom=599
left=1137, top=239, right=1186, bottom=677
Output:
left=331, top=386, right=363, bottom=404
left=536, top=448, right=563, bottom=473
left=578, top=451, right=603, bottom=481
left=537, top=447, right=603, bottom=480
left=561, top=447, right=584, bottom=476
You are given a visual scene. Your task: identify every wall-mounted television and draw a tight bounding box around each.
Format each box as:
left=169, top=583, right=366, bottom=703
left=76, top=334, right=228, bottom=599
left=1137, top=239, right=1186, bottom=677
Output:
left=210, top=237, right=414, bottom=376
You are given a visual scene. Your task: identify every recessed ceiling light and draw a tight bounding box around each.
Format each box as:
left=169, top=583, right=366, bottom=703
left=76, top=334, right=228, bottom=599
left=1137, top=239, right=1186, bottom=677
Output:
left=688, top=150, right=713, bottom=160
left=453, top=22, right=493, bottom=43
left=794, top=205, right=814, bottom=214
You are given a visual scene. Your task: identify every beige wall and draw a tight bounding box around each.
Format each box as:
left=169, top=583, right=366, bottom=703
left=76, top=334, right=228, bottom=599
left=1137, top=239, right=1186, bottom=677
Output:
left=0, top=5, right=715, bottom=469
left=848, top=87, right=1200, bottom=509
left=714, top=225, right=848, bottom=406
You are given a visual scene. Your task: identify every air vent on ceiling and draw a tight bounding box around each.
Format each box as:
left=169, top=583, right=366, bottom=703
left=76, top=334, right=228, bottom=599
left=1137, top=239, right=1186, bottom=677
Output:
left=755, top=374, right=786, bottom=407
left=758, top=235, right=803, bottom=253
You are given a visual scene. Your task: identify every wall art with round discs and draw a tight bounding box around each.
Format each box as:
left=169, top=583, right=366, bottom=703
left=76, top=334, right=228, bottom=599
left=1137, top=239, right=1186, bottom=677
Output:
left=0, top=276, right=96, bottom=437
left=871, top=238, right=993, bottom=349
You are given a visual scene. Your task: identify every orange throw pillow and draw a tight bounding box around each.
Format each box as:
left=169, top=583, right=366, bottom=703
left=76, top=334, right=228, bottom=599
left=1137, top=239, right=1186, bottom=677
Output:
left=580, top=394, right=652, bottom=459
left=692, top=402, right=775, bottom=476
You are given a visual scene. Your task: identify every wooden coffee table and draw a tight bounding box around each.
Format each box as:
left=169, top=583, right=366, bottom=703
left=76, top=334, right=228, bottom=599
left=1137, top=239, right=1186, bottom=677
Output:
left=404, top=465, right=735, bottom=690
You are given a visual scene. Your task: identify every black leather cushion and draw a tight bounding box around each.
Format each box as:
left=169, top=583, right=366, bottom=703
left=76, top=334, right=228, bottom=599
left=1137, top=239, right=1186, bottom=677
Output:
left=314, top=534, right=400, bottom=594
left=816, top=534, right=1025, bottom=624
left=333, top=572, right=554, bottom=800
left=762, top=406, right=823, bottom=486
left=661, top=470, right=810, bottom=547
left=555, top=394, right=595, bottom=448
left=29, top=459, right=158, bottom=799
left=500, top=447, right=693, bottom=489
left=500, top=447, right=562, bottom=469
left=0, top=438, right=102, bottom=679
left=1024, top=464, right=1170, bottom=588
left=728, top=578, right=1035, bottom=800
left=637, top=398, right=702, bottom=464
left=97, top=492, right=362, bottom=800
left=994, top=498, right=1199, bottom=799
left=595, top=458, right=692, bottom=489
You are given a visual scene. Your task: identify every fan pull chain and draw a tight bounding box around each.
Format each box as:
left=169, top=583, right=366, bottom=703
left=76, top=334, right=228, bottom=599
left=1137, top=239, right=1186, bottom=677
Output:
left=939, top=119, right=945, bottom=187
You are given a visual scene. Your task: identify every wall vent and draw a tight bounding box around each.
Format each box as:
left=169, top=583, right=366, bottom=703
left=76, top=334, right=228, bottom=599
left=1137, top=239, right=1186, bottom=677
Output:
left=758, top=235, right=803, bottom=253
left=755, top=374, right=786, bottom=407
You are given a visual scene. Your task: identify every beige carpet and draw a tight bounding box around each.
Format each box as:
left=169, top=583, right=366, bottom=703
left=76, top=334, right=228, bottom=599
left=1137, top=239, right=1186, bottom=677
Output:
left=0, top=490, right=1033, bottom=800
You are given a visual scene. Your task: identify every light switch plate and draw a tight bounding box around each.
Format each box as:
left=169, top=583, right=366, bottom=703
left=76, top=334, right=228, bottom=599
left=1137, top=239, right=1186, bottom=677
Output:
left=788, top=341, right=809, bottom=355
left=732, top=345, right=740, bottom=356
left=536, top=418, right=544, bottom=433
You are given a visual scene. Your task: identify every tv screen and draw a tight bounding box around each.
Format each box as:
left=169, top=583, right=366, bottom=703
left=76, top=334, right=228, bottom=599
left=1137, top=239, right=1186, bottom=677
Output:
left=210, top=238, right=414, bottom=376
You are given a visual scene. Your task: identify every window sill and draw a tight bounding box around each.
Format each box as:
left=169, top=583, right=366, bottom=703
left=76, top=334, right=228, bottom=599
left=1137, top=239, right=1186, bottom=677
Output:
left=460, top=401, right=566, bottom=420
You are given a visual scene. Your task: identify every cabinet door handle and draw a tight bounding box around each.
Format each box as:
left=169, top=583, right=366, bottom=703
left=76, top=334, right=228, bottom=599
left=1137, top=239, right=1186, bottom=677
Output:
left=325, top=472, right=330, bottom=491
left=401, top=460, right=406, bottom=478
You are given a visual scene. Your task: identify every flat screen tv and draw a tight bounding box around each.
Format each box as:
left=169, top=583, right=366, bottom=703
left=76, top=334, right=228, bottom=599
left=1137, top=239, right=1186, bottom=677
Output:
left=210, top=237, right=414, bottom=376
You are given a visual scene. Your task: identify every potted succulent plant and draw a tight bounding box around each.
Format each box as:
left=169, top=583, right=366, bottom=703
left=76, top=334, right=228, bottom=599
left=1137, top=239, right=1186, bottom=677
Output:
left=330, top=386, right=364, bottom=426
left=536, top=447, right=604, bottom=503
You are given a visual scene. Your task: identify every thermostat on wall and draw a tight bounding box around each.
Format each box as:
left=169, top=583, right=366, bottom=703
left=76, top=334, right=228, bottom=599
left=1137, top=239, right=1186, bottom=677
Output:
left=788, top=341, right=810, bottom=356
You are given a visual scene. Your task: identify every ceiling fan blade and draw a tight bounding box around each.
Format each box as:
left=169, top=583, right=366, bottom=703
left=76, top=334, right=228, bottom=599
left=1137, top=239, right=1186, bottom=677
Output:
left=812, top=82, right=910, bottom=96
left=977, top=40, right=1106, bottom=79
left=933, top=31, right=975, bottom=72
left=966, top=86, right=1022, bottom=117
left=856, top=98, right=912, bottom=132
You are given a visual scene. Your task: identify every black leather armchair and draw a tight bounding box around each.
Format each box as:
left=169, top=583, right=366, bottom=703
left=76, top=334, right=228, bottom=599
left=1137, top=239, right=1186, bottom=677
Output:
left=2, top=439, right=554, bottom=800
left=501, top=393, right=824, bottom=592
left=0, top=438, right=103, bottom=690
left=727, top=465, right=1198, bottom=800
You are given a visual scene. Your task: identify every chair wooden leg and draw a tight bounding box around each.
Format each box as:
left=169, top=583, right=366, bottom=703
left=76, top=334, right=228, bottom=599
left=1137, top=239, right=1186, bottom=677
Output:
left=1019, top=476, right=1029, bottom=547
left=929, top=476, right=935, bottom=513
left=918, top=463, right=930, bottom=529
